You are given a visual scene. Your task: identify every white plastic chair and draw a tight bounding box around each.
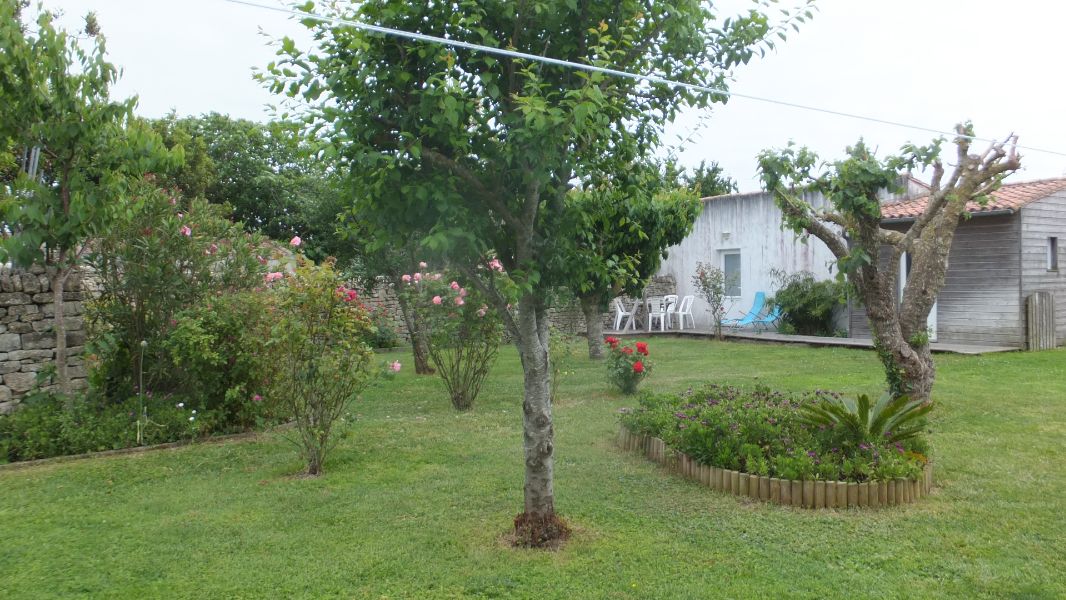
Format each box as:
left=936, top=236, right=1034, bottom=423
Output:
left=674, top=295, right=695, bottom=330
left=646, top=296, right=670, bottom=332
left=613, top=298, right=636, bottom=331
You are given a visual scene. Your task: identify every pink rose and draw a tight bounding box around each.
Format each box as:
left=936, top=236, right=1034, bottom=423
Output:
left=432, top=296, right=442, bottom=305
left=290, top=236, right=302, bottom=247
left=450, top=281, right=460, bottom=290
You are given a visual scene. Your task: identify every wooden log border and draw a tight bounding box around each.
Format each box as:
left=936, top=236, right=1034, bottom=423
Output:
left=617, top=426, right=932, bottom=509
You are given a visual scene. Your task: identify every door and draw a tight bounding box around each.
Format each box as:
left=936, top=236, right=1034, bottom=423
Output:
left=900, top=252, right=937, bottom=342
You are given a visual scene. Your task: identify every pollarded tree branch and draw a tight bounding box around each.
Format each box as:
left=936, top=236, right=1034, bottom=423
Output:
left=777, top=190, right=850, bottom=260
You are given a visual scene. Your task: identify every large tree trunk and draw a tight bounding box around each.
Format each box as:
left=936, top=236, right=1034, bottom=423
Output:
left=397, top=292, right=434, bottom=375
left=50, top=265, right=71, bottom=402
left=512, top=295, right=569, bottom=547
left=580, top=295, right=605, bottom=360
left=854, top=243, right=936, bottom=403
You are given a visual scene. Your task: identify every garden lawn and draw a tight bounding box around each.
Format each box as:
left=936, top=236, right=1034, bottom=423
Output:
left=1, top=338, right=1064, bottom=599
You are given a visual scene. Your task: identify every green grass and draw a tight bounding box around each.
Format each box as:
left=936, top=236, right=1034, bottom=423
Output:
left=1, top=338, right=1064, bottom=599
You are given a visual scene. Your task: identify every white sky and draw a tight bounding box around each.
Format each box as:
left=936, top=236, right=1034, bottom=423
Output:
left=44, top=0, right=1066, bottom=192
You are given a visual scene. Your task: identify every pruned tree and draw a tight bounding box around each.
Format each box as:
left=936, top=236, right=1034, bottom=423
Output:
left=758, top=124, right=1021, bottom=402
left=270, top=0, right=809, bottom=546
left=565, top=163, right=701, bottom=359
left=0, top=4, right=174, bottom=397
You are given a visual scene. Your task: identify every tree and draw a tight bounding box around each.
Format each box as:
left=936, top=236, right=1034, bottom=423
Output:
left=684, top=160, right=738, bottom=197
left=757, top=124, right=1020, bottom=402
left=0, top=3, right=174, bottom=396
left=565, top=163, right=701, bottom=359
left=150, top=113, right=344, bottom=262
left=271, top=0, right=807, bottom=546
left=345, top=223, right=436, bottom=376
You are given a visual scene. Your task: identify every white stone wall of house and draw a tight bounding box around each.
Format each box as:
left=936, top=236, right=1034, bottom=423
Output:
left=656, top=190, right=841, bottom=330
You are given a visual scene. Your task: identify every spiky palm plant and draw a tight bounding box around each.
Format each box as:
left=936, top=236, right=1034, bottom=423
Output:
left=799, top=392, right=932, bottom=444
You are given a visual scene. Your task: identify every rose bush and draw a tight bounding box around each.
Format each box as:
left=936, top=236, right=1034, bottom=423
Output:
left=399, top=264, right=502, bottom=411
left=605, top=337, right=652, bottom=394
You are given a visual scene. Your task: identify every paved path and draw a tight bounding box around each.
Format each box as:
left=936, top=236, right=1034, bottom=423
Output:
left=608, top=327, right=1018, bottom=355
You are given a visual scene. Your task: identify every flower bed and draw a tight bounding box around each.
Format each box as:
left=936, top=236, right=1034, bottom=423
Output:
left=617, top=427, right=932, bottom=508
left=617, top=383, right=932, bottom=507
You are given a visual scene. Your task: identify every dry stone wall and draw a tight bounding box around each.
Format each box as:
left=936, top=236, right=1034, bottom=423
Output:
left=0, top=265, right=92, bottom=413
left=356, top=275, right=678, bottom=344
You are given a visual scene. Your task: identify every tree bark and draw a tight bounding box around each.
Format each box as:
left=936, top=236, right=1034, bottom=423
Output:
left=516, top=295, right=555, bottom=518
left=580, top=295, right=605, bottom=360
left=397, top=292, right=434, bottom=375
left=50, top=264, right=71, bottom=402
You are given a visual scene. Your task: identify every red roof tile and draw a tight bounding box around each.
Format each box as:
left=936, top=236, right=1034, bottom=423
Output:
left=880, top=177, right=1066, bottom=220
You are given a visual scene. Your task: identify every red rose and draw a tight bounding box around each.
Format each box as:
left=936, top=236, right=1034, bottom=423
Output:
left=633, top=360, right=645, bottom=373
left=635, top=342, right=648, bottom=356
left=622, top=346, right=634, bottom=355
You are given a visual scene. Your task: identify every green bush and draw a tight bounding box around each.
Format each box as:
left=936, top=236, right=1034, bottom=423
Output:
left=265, top=258, right=376, bottom=476
left=769, top=272, right=844, bottom=336
left=0, top=389, right=198, bottom=462
left=163, top=291, right=274, bottom=432
left=619, top=383, right=928, bottom=482
left=86, top=180, right=269, bottom=430
left=365, top=306, right=402, bottom=349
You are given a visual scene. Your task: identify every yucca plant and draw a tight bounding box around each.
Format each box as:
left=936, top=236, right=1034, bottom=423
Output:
left=799, top=392, right=932, bottom=444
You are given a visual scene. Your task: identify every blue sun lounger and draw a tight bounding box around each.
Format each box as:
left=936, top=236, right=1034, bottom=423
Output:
left=722, top=292, right=766, bottom=329
left=752, top=304, right=783, bottom=331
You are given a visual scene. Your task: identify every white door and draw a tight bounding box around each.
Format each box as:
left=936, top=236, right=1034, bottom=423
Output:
left=900, top=253, right=937, bottom=342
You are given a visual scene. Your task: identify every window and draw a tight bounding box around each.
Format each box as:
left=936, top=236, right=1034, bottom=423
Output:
left=722, top=251, right=741, bottom=297
left=1049, top=237, right=1059, bottom=271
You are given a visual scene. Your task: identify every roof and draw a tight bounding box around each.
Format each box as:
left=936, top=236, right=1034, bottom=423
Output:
left=880, top=177, right=1066, bottom=220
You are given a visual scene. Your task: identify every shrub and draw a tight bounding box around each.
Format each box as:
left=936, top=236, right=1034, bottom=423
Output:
left=605, top=337, right=651, bottom=394
left=768, top=271, right=844, bottom=336
left=692, top=263, right=731, bottom=339
left=401, top=267, right=502, bottom=411
left=365, top=306, right=402, bottom=349
left=619, top=383, right=928, bottom=482
left=0, top=387, right=198, bottom=462
left=266, top=258, right=376, bottom=476
left=163, top=291, right=274, bottom=432
left=86, top=183, right=268, bottom=430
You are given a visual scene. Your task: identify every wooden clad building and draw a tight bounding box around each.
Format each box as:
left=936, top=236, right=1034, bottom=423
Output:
left=849, top=178, right=1066, bottom=348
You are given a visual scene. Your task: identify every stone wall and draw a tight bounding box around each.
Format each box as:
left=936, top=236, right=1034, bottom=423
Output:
left=0, top=265, right=91, bottom=413
left=353, top=275, right=678, bottom=342
left=357, top=279, right=410, bottom=342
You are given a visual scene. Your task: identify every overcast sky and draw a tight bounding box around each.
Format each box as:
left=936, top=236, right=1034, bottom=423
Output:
left=44, top=0, right=1066, bottom=192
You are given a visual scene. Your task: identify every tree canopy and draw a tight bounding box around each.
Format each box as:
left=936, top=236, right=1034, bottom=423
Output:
left=270, top=0, right=810, bottom=546
left=0, top=2, right=175, bottom=394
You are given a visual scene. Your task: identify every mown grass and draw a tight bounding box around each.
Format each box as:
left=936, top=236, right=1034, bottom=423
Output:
left=1, top=338, right=1064, bottom=599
